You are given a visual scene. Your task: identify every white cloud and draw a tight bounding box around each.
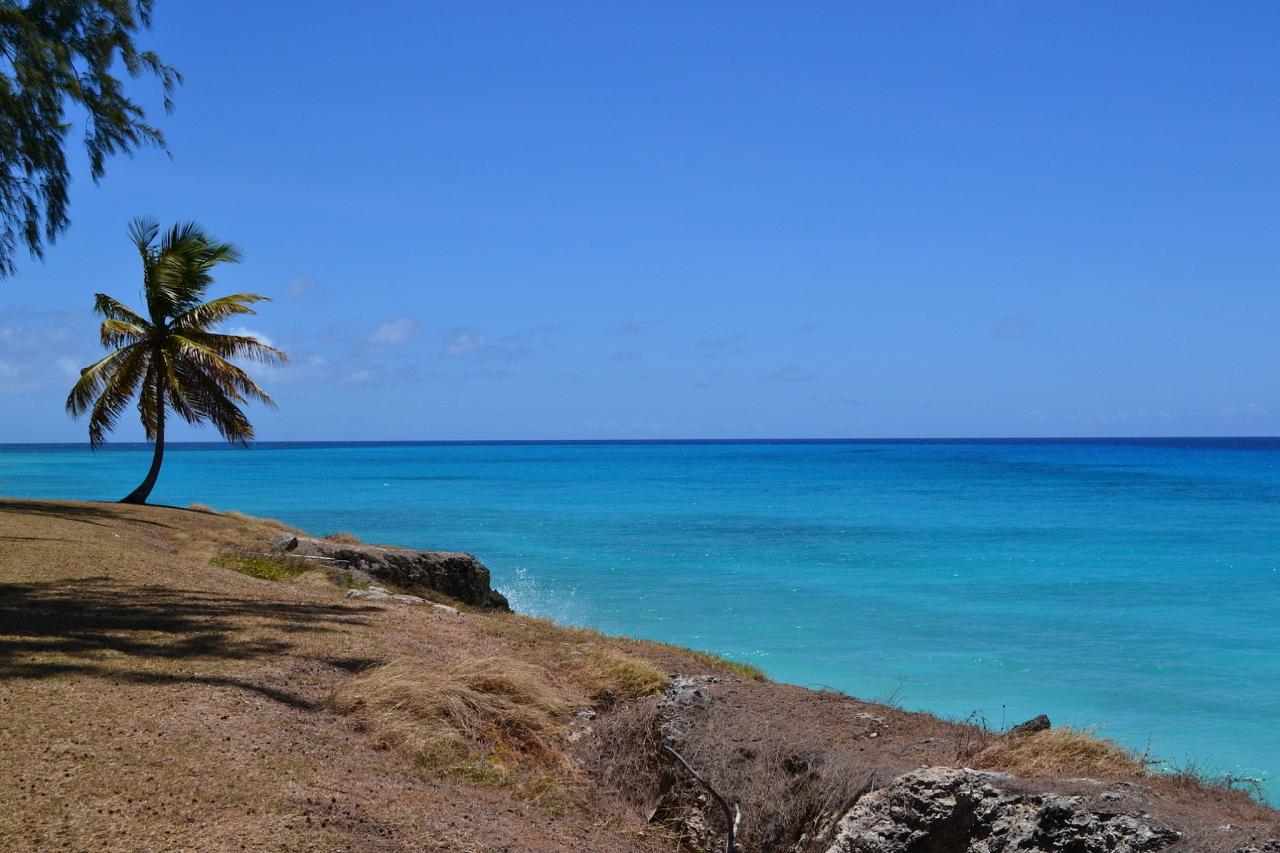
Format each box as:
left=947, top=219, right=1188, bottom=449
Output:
left=438, top=325, right=557, bottom=362
left=0, top=310, right=93, bottom=394
left=226, top=326, right=275, bottom=348
left=371, top=317, right=419, bottom=346
left=441, top=329, right=485, bottom=357
left=1221, top=403, right=1265, bottom=420
left=55, top=357, right=81, bottom=378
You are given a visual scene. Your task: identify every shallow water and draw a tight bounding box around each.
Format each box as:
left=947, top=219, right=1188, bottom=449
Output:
left=3, top=438, right=1278, bottom=800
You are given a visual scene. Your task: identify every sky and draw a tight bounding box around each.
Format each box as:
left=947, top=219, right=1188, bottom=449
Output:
left=2, top=1, right=1278, bottom=441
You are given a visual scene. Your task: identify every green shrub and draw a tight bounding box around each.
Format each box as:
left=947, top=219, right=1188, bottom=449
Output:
left=213, top=553, right=309, bottom=582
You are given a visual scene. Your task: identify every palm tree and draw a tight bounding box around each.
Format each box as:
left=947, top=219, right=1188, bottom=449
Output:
left=66, top=218, right=286, bottom=504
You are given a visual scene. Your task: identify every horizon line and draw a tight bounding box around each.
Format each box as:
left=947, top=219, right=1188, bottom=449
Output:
left=3, top=435, right=1279, bottom=448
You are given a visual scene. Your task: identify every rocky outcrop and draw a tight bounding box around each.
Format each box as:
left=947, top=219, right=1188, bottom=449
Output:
left=345, top=586, right=463, bottom=615
left=823, top=767, right=1180, bottom=853
left=1007, top=714, right=1052, bottom=736
left=273, top=535, right=510, bottom=610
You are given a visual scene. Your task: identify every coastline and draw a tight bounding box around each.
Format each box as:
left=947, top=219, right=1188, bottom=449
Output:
left=1, top=497, right=1275, bottom=851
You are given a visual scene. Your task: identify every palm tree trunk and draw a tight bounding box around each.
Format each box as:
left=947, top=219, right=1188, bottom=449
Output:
left=120, top=382, right=165, bottom=505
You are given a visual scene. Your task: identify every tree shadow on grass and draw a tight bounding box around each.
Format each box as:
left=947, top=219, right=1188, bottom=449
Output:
left=0, top=576, right=381, bottom=710
left=0, top=499, right=177, bottom=529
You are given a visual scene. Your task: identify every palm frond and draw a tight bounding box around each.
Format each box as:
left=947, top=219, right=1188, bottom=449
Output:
left=182, top=329, right=287, bottom=366
left=100, top=319, right=149, bottom=349
left=171, top=357, right=257, bottom=444
left=150, top=225, right=243, bottom=316
left=82, top=347, right=150, bottom=447
left=149, top=347, right=204, bottom=432
left=66, top=345, right=141, bottom=417
left=93, top=293, right=149, bottom=327
left=169, top=294, right=271, bottom=333
left=169, top=335, right=278, bottom=409
left=127, top=217, right=159, bottom=257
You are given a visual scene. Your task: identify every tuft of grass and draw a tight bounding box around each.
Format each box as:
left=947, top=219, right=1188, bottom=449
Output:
left=656, top=644, right=767, bottom=681
left=187, top=503, right=215, bottom=513
left=220, top=509, right=298, bottom=534
left=213, top=553, right=310, bottom=582
left=324, top=531, right=363, bottom=544
left=439, top=759, right=577, bottom=814
left=480, top=614, right=762, bottom=684
left=329, top=656, right=574, bottom=767
left=574, top=648, right=669, bottom=701
left=972, top=726, right=1150, bottom=779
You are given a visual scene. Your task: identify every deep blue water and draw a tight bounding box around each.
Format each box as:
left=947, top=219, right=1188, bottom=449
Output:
left=2, top=439, right=1278, bottom=800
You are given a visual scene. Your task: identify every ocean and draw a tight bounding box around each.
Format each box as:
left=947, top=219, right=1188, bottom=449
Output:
left=2, top=438, right=1277, bottom=800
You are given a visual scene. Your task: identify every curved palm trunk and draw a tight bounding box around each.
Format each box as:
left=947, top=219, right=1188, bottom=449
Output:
left=120, top=382, right=164, bottom=505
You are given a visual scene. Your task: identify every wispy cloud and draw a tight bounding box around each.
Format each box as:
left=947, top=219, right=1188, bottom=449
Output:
left=371, top=317, right=420, bottom=346
left=285, top=276, right=318, bottom=299
left=607, top=319, right=659, bottom=337
left=226, top=326, right=275, bottom=348
left=440, top=327, right=486, bottom=357
left=1067, top=408, right=1179, bottom=425
left=694, top=333, right=747, bottom=359
left=759, top=366, right=816, bottom=384
left=439, top=325, right=558, bottom=362
left=1220, top=402, right=1265, bottom=420
left=0, top=309, right=93, bottom=395
left=583, top=418, right=666, bottom=434
left=992, top=313, right=1037, bottom=341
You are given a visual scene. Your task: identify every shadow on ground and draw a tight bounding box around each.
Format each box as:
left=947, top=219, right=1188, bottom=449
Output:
left=0, top=499, right=178, bottom=529
left=0, top=576, right=380, bottom=709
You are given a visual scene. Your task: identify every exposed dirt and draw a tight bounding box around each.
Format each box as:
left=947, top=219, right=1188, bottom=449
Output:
left=1, top=498, right=1276, bottom=852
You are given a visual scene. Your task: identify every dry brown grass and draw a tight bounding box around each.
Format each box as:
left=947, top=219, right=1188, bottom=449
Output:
left=476, top=615, right=670, bottom=701
left=218, top=508, right=298, bottom=534
left=479, top=613, right=755, bottom=693
left=649, top=643, right=767, bottom=681
left=324, top=531, right=364, bottom=544
left=329, top=656, right=577, bottom=768
left=573, top=648, right=670, bottom=702
left=972, top=727, right=1150, bottom=779
left=186, top=502, right=215, bottom=513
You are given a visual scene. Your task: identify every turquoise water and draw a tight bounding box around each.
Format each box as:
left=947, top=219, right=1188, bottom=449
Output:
left=3, top=439, right=1278, bottom=800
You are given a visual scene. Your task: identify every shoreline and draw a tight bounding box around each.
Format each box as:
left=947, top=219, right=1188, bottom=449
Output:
left=1, top=497, right=1276, bottom=851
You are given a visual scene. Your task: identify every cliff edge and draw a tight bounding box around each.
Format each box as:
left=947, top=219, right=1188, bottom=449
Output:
left=0, top=498, right=1274, bottom=852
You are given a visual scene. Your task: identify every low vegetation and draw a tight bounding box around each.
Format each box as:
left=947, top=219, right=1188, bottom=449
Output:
left=329, top=656, right=576, bottom=768
left=650, top=642, right=766, bottom=682
left=572, top=648, right=669, bottom=702
left=212, top=552, right=310, bottom=582
left=973, top=726, right=1150, bottom=779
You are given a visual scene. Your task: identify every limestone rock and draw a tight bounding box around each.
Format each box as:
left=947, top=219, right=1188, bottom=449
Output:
left=346, top=589, right=392, bottom=602
left=1008, top=714, right=1052, bottom=736
left=281, top=536, right=509, bottom=610
left=823, top=767, right=1180, bottom=853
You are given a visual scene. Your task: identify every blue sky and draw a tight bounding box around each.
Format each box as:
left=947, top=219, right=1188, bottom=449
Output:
left=2, top=1, right=1278, bottom=441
